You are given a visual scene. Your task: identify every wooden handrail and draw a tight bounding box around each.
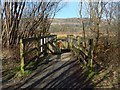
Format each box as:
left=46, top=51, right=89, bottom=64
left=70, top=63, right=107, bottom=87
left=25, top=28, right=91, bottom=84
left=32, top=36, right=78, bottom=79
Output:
left=20, top=35, right=58, bottom=70
left=20, top=34, right=94, bottom=72
left=67, top=35, right=94, bottom=68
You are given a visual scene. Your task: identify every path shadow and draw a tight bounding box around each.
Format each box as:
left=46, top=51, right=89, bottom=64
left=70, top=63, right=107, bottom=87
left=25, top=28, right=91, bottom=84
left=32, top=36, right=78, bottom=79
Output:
left=14, top=59, right=98, bottom=89
left=3, top=53, right=107, bottom=90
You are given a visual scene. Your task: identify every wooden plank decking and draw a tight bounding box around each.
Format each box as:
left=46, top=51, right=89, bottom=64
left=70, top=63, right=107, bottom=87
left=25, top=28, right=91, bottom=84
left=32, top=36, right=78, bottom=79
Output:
left=15, top=52, right=93, bottom=89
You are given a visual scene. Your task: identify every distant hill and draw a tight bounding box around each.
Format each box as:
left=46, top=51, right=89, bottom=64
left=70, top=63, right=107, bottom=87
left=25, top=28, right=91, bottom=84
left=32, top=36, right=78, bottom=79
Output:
left=49, top=18, right=90, bottom=34
left=51, top=18, right=89, bottom=25
left=49, top=18, right=109, bottom=35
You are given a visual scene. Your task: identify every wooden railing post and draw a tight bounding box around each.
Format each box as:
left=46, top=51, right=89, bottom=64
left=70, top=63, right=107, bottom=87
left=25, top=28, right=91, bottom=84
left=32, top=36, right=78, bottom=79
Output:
left=76, top=36, right=81, bottom=50
left=42, top=37, right=45, bottom=53
left=55, top=35, right=61, bottom=53
left=48, top=37, right=50, bottom=53
left=76, top=36, right=79, bottom=48
left=46, top=37, right=49, bottom=54
left=79, top=38, right=83, bottom=51
left=67, top=35, right=70, bottom=49
left=70, top=35, right=74, bottom=49
left=51, top=36, right=56, bottom=53
left=44, top=37, right=48, bottom=55
left=37, top=38, right=40, bottom=59
left=20, top=38, right=24, bottom=74
left=87, top=39, right=94, bottom=70
left=40, top=38, right=43, bottom=52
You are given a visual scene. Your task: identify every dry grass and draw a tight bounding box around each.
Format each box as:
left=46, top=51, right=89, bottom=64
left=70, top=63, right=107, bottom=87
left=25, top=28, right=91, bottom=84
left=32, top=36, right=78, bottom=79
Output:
left=57, top=34, right=67, bottom=38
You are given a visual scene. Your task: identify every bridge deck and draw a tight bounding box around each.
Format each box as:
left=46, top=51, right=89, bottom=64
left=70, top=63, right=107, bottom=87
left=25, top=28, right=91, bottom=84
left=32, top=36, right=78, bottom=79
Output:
left=17, top=52, right=92, bottom=89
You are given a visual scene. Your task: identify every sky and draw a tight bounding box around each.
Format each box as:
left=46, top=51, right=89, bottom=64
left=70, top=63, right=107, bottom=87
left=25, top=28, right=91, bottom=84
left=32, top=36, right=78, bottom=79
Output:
left=54, top=2, right=80, bottom=18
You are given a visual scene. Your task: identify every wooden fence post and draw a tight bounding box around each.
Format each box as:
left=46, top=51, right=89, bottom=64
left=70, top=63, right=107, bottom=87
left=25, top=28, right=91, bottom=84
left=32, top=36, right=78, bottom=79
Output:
left=70, top=35, right=74, bottom=48
left=37, top=38, right=40, bottom=59
left=44, top=37, right=48, bottom=55
left=55, top=35, right=61, bottom=53
left=52, top=36, right=56, bottom=53
left=87, top=39, right=94, bottom=69
left=67, top=35, right=70, bottom=49
left=42, top=37, right=45, bottom=55
left=20, top=38, right=24, bottom=74
left=40, top=38, right=43, bottom=52
left=77, top=36, right=82, bottom=50
left=48, top=37, right=50, bottom=53
left=76, top=36, right=79, bottom=48
left=46, top=37, right=49, bottom=54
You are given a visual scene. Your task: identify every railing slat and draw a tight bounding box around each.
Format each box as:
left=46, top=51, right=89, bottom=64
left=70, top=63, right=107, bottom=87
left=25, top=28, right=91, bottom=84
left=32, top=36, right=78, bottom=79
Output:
left=67, top=35, right=94, bottom=68
left=20, top=35, right=57, bottom=70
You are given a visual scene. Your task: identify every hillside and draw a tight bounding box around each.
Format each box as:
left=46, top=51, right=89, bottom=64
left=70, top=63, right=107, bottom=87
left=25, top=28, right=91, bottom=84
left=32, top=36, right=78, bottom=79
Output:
left=51, top=18, right=90, bottom=25
left=50, top=18, right=103, bottom=35
left=50, top=18, right=84, bottom=34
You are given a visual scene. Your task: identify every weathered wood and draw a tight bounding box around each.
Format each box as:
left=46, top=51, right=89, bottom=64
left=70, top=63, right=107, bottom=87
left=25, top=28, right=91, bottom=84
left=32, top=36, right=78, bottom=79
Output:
left=23, top=47, right=38, bottom=57
left=20, top=35, right=58, bottom=70
left=72, top=45, right=87, bottom=66
left=20, top=34, right=94, bottom=76
left=46, top=46, right=54, bottom=54
left=22, top=35, right=57, bottom=43
left=67, top=35, right=94, bottom=68
left=48, top=41, right=61, bottom=54
left=20, top=38, right=24, bottom=74
left=87, top=39, right=94, bottom=69
left=67, top=35, right=74, bottom=49
left=37, top=37, right=40, bottom=59
left=19, top=53, right=80, bottom=89
left=40, top=38, right=43, bottom=52
left=42, top=37, right=45, bottom=55
left=67, top=35, right=70, bottom=49
left=72, top=38, right=78, bottom=47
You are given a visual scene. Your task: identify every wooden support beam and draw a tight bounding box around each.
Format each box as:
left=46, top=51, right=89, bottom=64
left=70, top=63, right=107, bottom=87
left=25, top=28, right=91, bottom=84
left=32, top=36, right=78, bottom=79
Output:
left=37, top=38, right=40, bottom=59
left=43, top=37, right=48, bottom=56
left=20, top=38, right=24, bottom=74
left=87, top=39, right=94, bottom=69
left=67, top=35, right=74, bottom=49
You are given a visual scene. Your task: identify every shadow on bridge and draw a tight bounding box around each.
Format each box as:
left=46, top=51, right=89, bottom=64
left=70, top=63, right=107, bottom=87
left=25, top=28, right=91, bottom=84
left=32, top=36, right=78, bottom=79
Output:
left=13, top=52, right=97, bottom=89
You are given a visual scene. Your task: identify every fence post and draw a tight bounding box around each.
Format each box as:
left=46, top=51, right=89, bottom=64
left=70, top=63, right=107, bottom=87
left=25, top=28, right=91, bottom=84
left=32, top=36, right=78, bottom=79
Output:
left=77, top=36, right=81, bottom=50
left=87, top=39, right=94, bottom=70
left=76, top=36, right=79, bottom=48
left=70, top=35, right=74, bottom=48
left=20, top=38, right=24, bottom=74
left=42, top=37, right=45, bottom=54
left=44, top=37, right=48, bottom=55
left=37, top=38, right=40, bottom=59
left=55, top=35, right=61, bottom=53
left=67, top=35, right=70, bottom=49
left=48, top=37, right=50, bottom=53
left=40, top=38, right=43, bottom=52
left=52, top=36, right=56, bottom=53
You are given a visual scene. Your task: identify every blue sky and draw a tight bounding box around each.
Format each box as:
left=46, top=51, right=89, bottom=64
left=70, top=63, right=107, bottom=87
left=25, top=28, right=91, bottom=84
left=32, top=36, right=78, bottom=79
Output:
left=55, top=2, right=80, bottom=18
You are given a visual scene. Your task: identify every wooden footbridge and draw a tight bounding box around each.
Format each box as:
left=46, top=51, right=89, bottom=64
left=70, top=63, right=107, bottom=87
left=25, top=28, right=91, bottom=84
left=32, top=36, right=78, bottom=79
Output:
left=17, top=34, right=95, bottom=89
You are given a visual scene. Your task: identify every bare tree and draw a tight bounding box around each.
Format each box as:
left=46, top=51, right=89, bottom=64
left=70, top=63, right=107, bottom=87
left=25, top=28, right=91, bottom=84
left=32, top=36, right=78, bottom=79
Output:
left=20, top=1, right=63, bottom=38
left=89, top=1, right=108, bottom=48
left=103, top=2, right=119, bottom=47
left=78, top=0, right=111, bottom=54
left=2, top=0, right=63, bottom=48
left=2, top=1, right=25, bottom=47
left=0, top=0, right=3, bottom=50
left=79, top=0, right=86, bottom=48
